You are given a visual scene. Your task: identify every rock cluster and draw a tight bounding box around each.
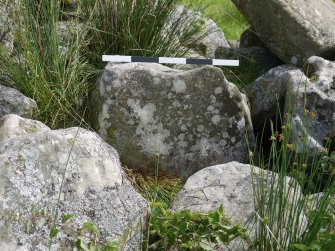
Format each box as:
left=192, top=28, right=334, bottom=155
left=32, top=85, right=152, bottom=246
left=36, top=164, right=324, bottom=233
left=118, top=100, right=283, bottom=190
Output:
left=0, top=1, right=334, bottom=250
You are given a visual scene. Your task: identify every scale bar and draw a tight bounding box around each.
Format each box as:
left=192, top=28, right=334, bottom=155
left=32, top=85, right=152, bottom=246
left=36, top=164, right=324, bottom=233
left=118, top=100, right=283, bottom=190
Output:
left=102, top=55, right=239, bottom=66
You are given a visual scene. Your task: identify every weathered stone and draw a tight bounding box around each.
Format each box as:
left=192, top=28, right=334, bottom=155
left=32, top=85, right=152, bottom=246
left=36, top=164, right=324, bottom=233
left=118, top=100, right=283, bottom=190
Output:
left=285, top=56, right=335, bottom=154
left=89, top=63, right=254, bottom=178
left=0, top=114, right=50, bottom=142
left=170, top=6, right=230, bottom=58
left=0, top=0, right=19, bottom=52
left=247, top=56, right=335, bottom=154
left=231, top=0, right=335, bottom=66
left=0, top=85, right=37, bottom=119
left=172, top=161, right=307, bottom=250
left=0, top=121, right=149, bottom=251
left=246, top=65, right=302, bottom=131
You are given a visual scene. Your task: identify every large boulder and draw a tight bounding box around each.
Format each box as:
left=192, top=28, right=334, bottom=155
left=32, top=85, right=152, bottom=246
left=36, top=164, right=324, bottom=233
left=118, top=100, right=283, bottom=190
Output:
left=246, top=65, right=302, bottom=131
left=247, top=56, right=335, bottom=154
left=286, top=56, right=335, bottom=154
left=169, top=6, right=230, bottom=58
left=89, top=63, right=254, bottom=178
left=172, top=161, right=308, bottom=250
left=231, top=0, right=335, bottom=66
left=0, top=85, right=37, bottom=119
left=0, top=116, right=149, bottom=251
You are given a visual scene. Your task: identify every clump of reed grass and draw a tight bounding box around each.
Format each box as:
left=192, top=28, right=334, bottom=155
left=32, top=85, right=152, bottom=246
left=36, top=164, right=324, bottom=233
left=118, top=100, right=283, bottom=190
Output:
left=0, top=0, right=97, bottom=129
left=0, top=0, right=205, bottom=129
left=79, top=0, right=206, bottom=68
left=249, top=111, right=335, bottom=250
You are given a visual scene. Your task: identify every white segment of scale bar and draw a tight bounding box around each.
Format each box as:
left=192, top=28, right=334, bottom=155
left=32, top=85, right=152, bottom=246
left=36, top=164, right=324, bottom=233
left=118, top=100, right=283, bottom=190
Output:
left=102, top=55, right=132, bottom=62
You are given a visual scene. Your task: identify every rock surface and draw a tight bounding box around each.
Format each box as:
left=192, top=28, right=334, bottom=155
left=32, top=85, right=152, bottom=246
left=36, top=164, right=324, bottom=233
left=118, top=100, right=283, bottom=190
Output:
left=172, top=161, right=307, bottom=250
left=231, top=0, right=335, bottom=66
left=247, top=56, right=335, bottom=154
left=0, top=0, right=18, bottom=52
left=89, top=63, right=254, bottom=178
left=0, top=85, right=37, bottom=119
left=247, top=65, right=302, bottom=130
left=170, top=6, right=230, bottom=58
left=285, top=56, right=335, bottom=154
left=0, top=114, right=50, bottom=142
left=0, top=118, right=149, bottom=251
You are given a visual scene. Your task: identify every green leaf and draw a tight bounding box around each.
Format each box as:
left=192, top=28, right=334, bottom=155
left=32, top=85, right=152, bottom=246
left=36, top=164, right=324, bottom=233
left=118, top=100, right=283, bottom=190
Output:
left=40, top=207, right=47, bottom=217
left=25, top=220, right=32, bottom=234
left=75, top=239, right=90, bottom=251
left=218, top=205, right=224, bottom=214
left=61, top=214, right=73, bottom=224
left=82, top=222, right=100, bottom=235
left=218, top=233, right=229, bottom=243
left=292, top=244, right=309, bottom=250
left=106, top=240, right=120, bottom=250
left=31, top=205, right=37, bottom=217
left=222, top=225, right=240, bottom=235
left=49, top=227, right=58, bottom=238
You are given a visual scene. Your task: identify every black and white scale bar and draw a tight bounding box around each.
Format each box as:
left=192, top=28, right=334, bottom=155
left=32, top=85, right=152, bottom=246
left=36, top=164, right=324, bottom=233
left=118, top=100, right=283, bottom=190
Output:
left=102, top=55, right=239, bottom=66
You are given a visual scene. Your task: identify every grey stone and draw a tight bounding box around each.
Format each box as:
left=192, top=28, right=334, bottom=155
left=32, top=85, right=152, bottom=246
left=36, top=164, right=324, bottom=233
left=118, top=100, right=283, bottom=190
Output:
left=89, top=63, right=254, bottom=178
left=0, top=114, right=50, bottom=142
left=170, top=6, right=230, bottom=58
left=0, top=85, right=37, bottom=119
left=247, top=56, right=335, bottom=155
left=285, top=56, right=335, bottom=154
left=0, top=0, right=19, bottom=53
left=172, top=161, right=308, bottom=250
left=231, top=0, right=335, bottom=66
left=246, top=65, right=302, bottom=130
left=0, top=121, right=149, bottom=251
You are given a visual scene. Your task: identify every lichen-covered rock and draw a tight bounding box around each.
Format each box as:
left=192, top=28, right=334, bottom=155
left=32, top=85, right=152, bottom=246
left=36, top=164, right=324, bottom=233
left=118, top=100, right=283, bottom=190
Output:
left=169, top=6, right=230, bottom=58
left=246, top=65, right=302, bottom=130
left=0, top=85, right=37, bottom=119
left=172, top=161, right=307, bottom=250
left=285, top=56, right=335, bottom=154
left=247, top=56, right=335, bottom=154
left=231, top=0, right=335, bottom=66
left=89, top=63, right=254, bottom=178
left=0, top=0, right=19, bottom=52
left=0, top=114, right=50, bottom=142
left=0, top=120, right=150, bottom=251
